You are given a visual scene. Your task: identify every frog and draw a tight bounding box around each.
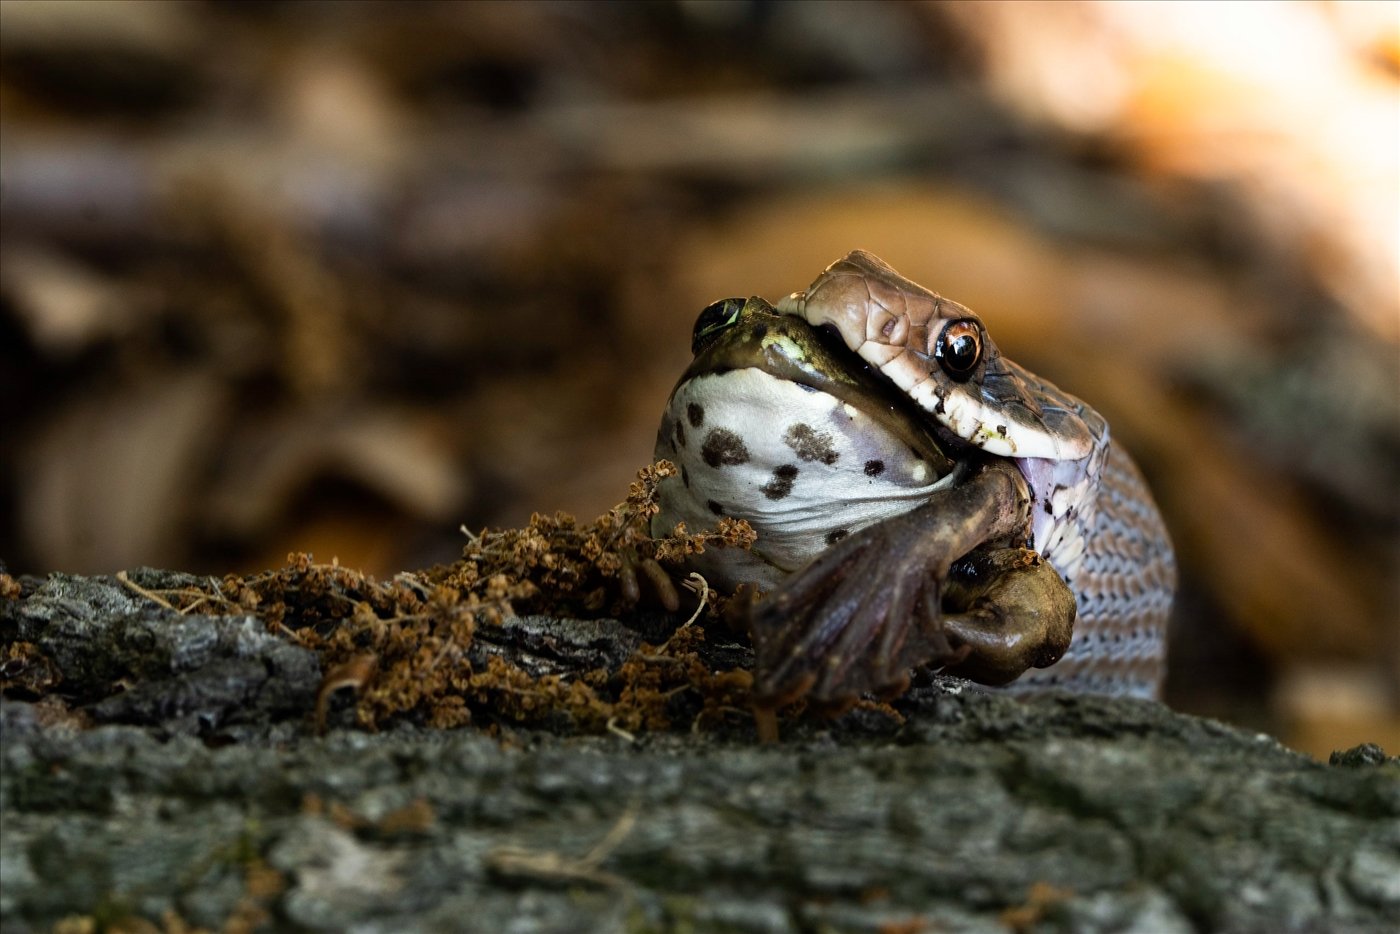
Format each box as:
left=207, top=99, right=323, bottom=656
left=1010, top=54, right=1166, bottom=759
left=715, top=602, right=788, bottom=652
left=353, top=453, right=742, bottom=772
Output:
left=652, top=293, right=1073, bottom=709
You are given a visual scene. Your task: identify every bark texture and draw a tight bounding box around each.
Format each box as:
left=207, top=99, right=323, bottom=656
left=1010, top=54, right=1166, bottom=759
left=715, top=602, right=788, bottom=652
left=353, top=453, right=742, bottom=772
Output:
left=2, top=572, right=1397, bottom=933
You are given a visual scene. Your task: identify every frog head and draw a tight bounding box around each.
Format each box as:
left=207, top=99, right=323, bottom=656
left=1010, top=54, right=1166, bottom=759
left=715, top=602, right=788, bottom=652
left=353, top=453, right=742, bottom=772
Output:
left=652, top=296, right=957, bottom=590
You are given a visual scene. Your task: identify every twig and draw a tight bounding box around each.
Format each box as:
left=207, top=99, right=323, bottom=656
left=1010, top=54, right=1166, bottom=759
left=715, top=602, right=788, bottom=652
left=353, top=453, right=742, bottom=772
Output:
left=606, top=716, right=637, bottom=743
left=486, top=802, right=640, bottom=888
left=694, top=704, right=753, bottom=735
left=579, top=803, right=638, bottom=870
left=115, top=571, right=177, bottom=612
left=679, top=573, right=710, bottom=627
left=653, top=572, right=709, bottom=656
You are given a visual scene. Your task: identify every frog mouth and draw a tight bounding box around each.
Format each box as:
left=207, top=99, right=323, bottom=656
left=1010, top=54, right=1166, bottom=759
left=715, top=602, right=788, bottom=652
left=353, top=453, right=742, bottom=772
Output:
left=679, top=312, right=957, bottom=481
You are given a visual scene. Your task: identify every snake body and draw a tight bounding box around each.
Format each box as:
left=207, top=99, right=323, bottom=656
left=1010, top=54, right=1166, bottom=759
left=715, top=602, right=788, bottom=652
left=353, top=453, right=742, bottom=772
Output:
left=778, top=251, right=1175, bottom=699
left=1007, top=441, right=1174, bottom=696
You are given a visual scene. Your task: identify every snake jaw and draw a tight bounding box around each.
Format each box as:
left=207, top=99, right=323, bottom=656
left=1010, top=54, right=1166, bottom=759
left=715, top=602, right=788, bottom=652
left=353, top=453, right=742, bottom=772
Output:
left=783, top=251, right=1103, bottom=464
left=779, top=250, right=1115, bottom=583
left=777, top=279, right=871, bottom=366
left=775, top=291, right=804, bottom=315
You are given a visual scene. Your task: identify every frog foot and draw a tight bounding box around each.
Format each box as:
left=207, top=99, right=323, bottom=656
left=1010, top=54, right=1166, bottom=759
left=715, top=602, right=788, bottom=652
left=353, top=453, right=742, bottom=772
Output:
left=749, top=459, right=1033, bottom=710
left=748, top=504, right=966, bottom=711
left=619, top=549, right=680, bottom=613
left=939, top=547, right=1076, bottom=685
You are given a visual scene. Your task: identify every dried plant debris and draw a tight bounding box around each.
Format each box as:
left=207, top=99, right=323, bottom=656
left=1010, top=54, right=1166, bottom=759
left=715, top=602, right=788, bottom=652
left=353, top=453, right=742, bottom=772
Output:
left=2, top=462, right=767, bottom=736
left=0, top=640, right=61, bottom=695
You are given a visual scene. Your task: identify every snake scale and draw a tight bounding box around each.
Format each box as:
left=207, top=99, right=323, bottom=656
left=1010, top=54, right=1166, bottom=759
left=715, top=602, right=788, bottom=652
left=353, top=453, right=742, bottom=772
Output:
left=1003, top=441, right=1175, bottom=697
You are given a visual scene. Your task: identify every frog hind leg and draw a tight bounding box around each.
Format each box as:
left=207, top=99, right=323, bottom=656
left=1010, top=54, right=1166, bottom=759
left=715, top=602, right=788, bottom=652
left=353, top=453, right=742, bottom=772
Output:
left=749, top=460, right=1028, bottom=709
left=749, top=537, right=955, bottom=713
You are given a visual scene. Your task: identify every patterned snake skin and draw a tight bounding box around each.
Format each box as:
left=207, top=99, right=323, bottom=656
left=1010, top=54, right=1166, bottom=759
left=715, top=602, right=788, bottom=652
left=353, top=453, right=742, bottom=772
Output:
left=1007, top=442, right=1175, bottom=698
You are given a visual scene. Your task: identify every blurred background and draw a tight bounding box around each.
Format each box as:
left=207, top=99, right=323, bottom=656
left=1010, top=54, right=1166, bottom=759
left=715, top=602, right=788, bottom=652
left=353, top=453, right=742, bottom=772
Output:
left=1, top=0, right=1396, bottom=757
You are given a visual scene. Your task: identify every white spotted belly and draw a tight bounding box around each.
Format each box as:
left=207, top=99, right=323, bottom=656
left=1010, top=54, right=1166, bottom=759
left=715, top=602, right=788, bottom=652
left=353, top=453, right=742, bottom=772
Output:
left=652, top=368, right=953, bottom=591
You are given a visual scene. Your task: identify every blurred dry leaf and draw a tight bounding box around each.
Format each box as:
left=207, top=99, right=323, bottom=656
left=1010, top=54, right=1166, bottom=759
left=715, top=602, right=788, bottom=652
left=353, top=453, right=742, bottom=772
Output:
left=937, top=0, right=1400, bottom=342
left=19, top=371, right=226, bottom=573
left=206, top=407, right=466, bottom=541
left=1, top=246, right=155, bottom=353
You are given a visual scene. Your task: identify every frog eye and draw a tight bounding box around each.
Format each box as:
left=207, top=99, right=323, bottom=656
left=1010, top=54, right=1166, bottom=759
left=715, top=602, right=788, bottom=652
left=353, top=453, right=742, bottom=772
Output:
left=935, top=319, right=982, bottom=382
left=691, top=297, right=747, bottom=355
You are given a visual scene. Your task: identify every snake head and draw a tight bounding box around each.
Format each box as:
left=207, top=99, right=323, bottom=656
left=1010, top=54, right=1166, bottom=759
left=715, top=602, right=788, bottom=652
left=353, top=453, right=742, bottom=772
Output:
left=777, top=250, right=1104, bottom=462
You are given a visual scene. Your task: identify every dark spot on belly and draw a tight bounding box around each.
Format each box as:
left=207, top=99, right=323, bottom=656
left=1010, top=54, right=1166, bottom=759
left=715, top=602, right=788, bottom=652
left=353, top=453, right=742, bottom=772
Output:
left=702, top=428, right=750, bottom=467
left=674, top=420, right=686, bottom=448
left=707, top=499, right=724, bottom=516
left=681, top=466, right=690, bottom=488
left=687, top=403, right=705, bottom=428
left=784, top=423, right=839, bottom=465
left=996, top=424, right=1008, bottom=437
left=864, top=459, right=885, bottom=477
left=761, top=464, right=799, bottom=500
left=825, top=528, right=849, bottom=545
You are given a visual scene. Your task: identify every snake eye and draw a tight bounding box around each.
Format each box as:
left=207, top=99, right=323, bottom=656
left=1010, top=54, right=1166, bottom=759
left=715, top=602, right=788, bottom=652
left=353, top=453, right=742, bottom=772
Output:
left=935, top=319, right=982, bottom=382
left=691, top=297, right=747, bottom=355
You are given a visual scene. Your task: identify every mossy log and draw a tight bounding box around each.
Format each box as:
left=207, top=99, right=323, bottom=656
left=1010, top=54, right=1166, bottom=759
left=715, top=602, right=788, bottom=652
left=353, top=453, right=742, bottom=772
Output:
left=2, top=571, right=1397, bottom=933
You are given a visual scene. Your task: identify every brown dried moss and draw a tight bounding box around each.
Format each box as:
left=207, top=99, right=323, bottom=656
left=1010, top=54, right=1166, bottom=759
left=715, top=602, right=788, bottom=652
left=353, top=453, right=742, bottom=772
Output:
left=0, top=640, right=61, bottom=696
left=174, top=461, right=761, bottom=734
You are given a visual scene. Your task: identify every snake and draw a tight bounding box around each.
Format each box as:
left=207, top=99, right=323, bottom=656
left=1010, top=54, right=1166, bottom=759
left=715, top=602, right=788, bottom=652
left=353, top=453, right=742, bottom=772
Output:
left=653, top=250, right=1175, bottom=707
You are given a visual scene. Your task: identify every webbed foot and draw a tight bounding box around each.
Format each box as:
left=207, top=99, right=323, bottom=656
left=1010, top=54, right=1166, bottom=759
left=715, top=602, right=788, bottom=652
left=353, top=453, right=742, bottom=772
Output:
left=749, top=459, right=1033, bottom=710
left=749, top=512, right=968, bottom=710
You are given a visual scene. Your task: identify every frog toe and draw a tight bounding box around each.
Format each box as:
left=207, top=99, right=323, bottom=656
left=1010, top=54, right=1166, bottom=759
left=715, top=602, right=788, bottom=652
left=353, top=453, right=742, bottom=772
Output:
left=619, top=550, right=681, bottom=612
left=750, top=522, right=962, bottom=707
